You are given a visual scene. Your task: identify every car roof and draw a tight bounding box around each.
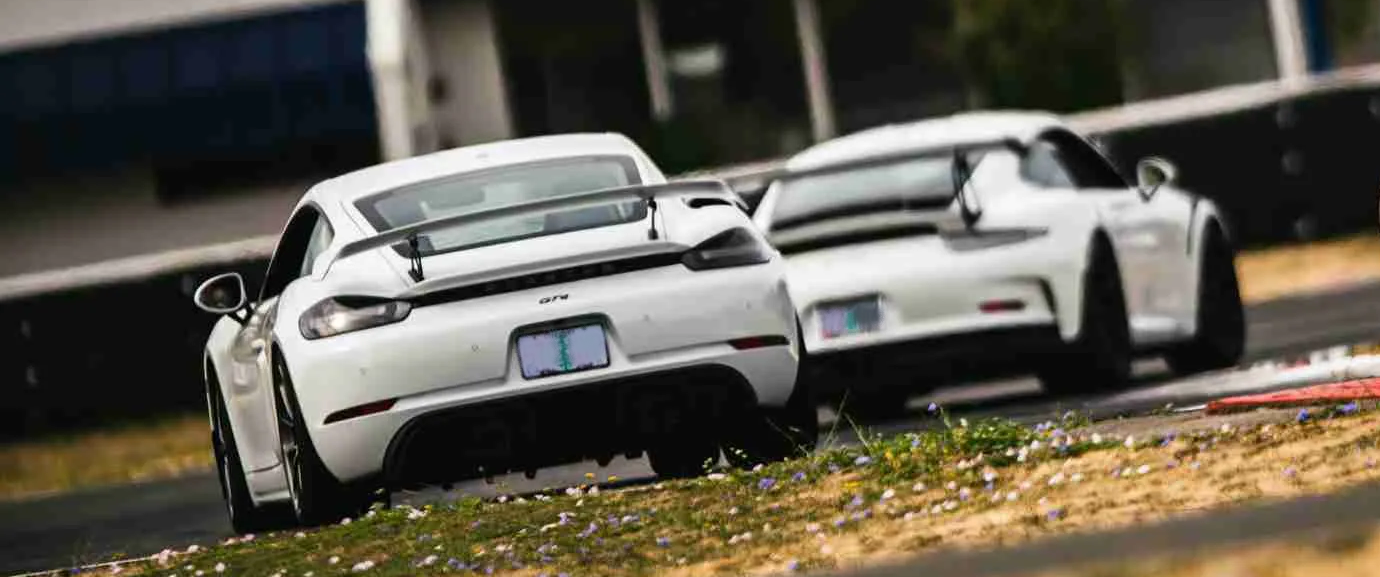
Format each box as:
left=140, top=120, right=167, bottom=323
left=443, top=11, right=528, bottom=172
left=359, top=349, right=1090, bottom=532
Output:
left=305, top=133, right=648, bottom=206
left=784, top=111, right=1066, bottom=172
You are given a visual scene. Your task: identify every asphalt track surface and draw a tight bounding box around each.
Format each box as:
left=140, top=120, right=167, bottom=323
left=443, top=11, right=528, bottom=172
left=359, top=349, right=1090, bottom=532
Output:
left=4, top=282, right=1380, bottom=575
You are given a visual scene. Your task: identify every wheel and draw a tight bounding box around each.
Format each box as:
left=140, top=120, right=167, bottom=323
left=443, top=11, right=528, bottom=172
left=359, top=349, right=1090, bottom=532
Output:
left=722, top=379, right=819, bottom=469
left=1038, top=236, right=1132, bottom=395
left=273, top=353, right=368, bottom=526
left=647, top=430, right=720, bottom=479
left=207, top=370, right=292, bottom=534
left=1166, top=224, right=1245, bottom=374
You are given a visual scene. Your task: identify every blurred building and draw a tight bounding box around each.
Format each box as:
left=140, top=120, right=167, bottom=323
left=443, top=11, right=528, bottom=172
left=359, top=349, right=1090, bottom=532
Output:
left=2, top=0, right=1380, bottom=433
left=1, top=0, right=1375, bottom=278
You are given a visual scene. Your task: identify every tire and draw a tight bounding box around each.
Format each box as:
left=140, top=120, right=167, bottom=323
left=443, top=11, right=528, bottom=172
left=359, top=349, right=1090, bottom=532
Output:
left=647, top=432, right=720, bottom=479
left=207, top=369, right=292, bottom=534
left=1166, top=224, right=1245, bottom=374
left=1038, top=236, right=1132, bottom=395
left=273, top=353, right=368, bottom=526
left=722, top=378, right=819, bottom=469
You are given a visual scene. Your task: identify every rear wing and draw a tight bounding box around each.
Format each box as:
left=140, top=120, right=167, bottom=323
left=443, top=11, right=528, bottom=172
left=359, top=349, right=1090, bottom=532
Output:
left=321, top=179, right=741, bottom=277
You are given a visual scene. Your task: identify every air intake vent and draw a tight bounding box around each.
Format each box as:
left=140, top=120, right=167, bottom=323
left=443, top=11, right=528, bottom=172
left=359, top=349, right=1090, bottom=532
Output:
left=410, top=253, right=684, bottom=307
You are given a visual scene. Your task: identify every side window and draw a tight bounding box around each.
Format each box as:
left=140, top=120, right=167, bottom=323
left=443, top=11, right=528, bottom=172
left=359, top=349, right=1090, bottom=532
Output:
left=1020, top=140, right=1077, bottom=188
left=1046, top=130, right=1129, bottom=189
left=299, top=217, right=335, bottom=278
left=258, top=206, right=327, bottom=302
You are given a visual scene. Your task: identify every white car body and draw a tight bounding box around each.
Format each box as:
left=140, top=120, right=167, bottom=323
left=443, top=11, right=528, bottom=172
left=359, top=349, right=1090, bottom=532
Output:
left=198, top=133, right=801, bottom=518
left=752, top=111, right=1241, bottom=397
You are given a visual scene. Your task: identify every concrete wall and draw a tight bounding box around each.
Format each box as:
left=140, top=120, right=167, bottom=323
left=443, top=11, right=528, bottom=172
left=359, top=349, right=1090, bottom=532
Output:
left=419, top=0, right=513, bottom=147
left=0, top=170, right=304, bottom=276
left=0, top=0, right=353, bottom=53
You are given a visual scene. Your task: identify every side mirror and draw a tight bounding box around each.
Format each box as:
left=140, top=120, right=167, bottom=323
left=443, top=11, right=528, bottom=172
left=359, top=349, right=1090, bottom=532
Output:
left=1135, top=157, right=1177, bottom=200
left=194, top=272, right=247, bottom=317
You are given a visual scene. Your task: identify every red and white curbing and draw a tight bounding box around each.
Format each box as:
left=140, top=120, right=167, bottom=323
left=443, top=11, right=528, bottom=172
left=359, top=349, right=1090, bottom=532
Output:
left=1207, top=353, right=1380, bottom=414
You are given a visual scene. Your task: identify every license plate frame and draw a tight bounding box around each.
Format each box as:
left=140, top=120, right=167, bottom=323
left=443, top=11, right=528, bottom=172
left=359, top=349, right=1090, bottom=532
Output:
left=818, top=298, right=882, bottom=339
left=516, top=323, right=612, bottom=380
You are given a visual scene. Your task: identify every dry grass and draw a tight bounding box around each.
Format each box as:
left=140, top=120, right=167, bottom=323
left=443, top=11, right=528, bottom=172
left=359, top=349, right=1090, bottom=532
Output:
left=0, top=413, right=212, bottom=502
left=1236, top=232, right=1380, bottom=303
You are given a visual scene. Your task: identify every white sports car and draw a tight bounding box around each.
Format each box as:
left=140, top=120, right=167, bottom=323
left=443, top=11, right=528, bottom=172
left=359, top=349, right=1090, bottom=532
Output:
left=192, top=133, right=813, bottom=532
left=752, top=112, right=1245, bottom=415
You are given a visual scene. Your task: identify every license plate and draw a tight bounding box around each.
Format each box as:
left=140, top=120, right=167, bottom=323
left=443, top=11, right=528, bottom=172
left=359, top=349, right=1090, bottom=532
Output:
left=819, top=299, right=881, bottom=339
left=516, top=324, right=611, bottom=379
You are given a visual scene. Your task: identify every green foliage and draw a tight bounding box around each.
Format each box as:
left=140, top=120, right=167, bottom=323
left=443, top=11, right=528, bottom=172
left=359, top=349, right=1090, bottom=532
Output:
left=949, top=0, right=1128, bottom=111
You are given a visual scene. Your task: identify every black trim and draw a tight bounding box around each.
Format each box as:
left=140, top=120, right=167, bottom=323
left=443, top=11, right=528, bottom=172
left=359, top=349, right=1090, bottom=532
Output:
left=803, top=326, right=1062, bottom=399
left=381, top=365, right=758, bottom=489
left=409, top=252, right=685, bottom=307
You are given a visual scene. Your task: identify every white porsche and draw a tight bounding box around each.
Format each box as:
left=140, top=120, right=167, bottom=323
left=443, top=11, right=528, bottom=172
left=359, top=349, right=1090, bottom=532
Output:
left=192, top=133, right=813, bottom=532
left=752, top=112, right=1245, bottom=415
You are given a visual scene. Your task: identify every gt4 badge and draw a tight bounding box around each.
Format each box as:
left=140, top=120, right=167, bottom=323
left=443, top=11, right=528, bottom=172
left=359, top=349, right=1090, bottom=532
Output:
left=539, top=294, right=569, bottom=305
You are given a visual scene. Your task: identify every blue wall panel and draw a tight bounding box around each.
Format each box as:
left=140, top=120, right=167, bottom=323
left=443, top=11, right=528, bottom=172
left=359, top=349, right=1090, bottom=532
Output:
left=0, top=0, right=376, bottom=180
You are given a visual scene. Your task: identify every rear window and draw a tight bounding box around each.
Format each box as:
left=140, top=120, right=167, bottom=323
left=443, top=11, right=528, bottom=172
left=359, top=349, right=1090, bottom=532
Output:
left=353, top=155, right=645, bottom=256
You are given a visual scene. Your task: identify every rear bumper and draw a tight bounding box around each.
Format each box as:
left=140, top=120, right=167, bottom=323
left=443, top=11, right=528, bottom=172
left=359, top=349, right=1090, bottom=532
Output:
left=383, top=365, right=756, bottom=488
left=804, top=325, right=1062, bottom=397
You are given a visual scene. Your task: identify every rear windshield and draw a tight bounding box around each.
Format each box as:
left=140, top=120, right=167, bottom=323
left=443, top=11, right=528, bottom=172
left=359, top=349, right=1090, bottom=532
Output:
left=354, top=155, right=645, bottom=256
left=767, top=148, right=995, bottom=231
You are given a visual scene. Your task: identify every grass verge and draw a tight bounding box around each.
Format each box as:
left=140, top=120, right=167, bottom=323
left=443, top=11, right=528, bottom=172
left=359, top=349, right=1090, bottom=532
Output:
left=82, top=402, right=1380, bottom=577
left=1235, top=231, right=1380, bottom=304
left=0, top=413, right=211, bottom=502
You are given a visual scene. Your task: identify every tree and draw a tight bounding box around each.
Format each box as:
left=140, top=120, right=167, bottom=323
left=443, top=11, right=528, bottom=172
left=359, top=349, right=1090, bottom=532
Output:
left=949, top=0, right=1129, bottom=112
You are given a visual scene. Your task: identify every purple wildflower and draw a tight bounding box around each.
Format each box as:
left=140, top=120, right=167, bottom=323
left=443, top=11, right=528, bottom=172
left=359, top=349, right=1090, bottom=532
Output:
left=828, top=463, right=840, bottom=473
left=854, top=455, right=872, bottom=466
left=1339, top=402, right=1360, bottom=415
left=792, top=471, right=807, bottom=482
left=1046, top=508, right=1064, bottom=521
left=910, top=437, right=921, bottom=448
left=1284, top=467, right=1297, bottom=478
left=848, top=494, right=865, bottom=509
left=1297, top=409, right=1310, bottom=423
left=788, top=559, right=801, bottom=572
left=656, top=537, right=670, bottom=548
left=928, top=402, right=939, bottom=413
left=446, top=559, right=462, bottom=570
left=759, top=477, right=777, bottom=491
left=833, top=518, right=846, bottom=528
